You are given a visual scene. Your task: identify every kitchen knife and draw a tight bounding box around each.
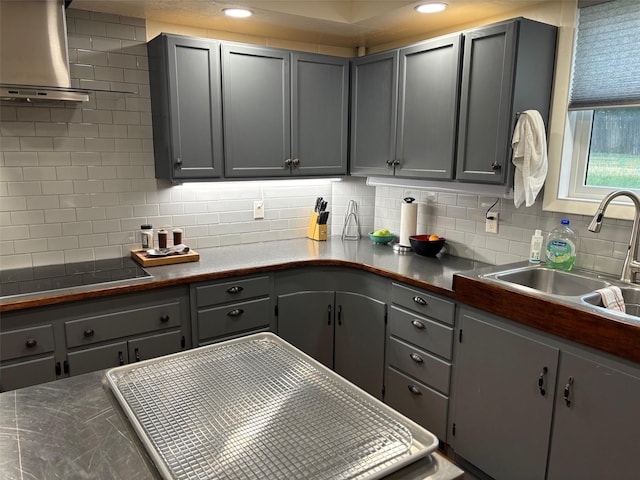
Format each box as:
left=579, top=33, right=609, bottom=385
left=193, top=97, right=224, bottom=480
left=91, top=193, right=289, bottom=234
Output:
left=314, top=197, right=323, bottom=212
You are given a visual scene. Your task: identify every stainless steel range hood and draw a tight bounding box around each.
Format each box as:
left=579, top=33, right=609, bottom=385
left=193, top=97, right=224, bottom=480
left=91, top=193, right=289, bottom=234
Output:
left=0, top=0, right=89, bottom=102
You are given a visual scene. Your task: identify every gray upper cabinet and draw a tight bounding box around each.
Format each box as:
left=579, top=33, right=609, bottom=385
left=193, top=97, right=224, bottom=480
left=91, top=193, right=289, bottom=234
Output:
left=350, top=50, right=399, bottom=176
left=291, top=52, right=349, bottom=176
left=222, top=44, right=291, bottom=178
left=148, top=34, right=224, bottom=182
left=395, top=35, right=462, bottom=179
left=222, top=44, right=348, bottom=178
left=455, top=19, right=557, bottom=184
left=350, top=35, right=463, bottom=179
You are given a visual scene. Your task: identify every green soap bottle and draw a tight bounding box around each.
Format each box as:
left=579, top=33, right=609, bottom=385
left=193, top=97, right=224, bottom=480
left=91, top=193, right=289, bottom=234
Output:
left=545, top=219, right=577, bottom=271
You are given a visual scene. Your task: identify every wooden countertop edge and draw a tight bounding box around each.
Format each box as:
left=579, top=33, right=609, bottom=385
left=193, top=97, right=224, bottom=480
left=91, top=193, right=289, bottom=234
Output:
left=453, top=274, right=640, bottom=364
left=0, top=258, right=454, bottom=313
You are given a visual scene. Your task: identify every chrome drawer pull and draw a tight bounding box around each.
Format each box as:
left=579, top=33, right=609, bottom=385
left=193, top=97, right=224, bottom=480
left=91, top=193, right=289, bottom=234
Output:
left=412, top=296, right=427, bottom=306
left=538, top=366, right=548, bottom=396
left=25, top=338, right=37, bottom=348
left=83, top=328, right=95, bottom=338
left=563, top=376, right=574, bottom=407
left=408, top=385, right=422, bottom=395
left=160, top=315, right=170, bottom=323
left=227, top=308, right=244, bottom=317
left=411, top=319, right=425, bottom=330
left=227, top=286, right=244, bottom=294
left=410, top=353, right=424, bottom=363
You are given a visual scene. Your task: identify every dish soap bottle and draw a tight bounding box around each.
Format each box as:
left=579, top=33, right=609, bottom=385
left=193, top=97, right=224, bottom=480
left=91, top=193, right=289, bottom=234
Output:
left=529, top=229, right=544, bottom=263
left=545, top=219, right=576, bottom=271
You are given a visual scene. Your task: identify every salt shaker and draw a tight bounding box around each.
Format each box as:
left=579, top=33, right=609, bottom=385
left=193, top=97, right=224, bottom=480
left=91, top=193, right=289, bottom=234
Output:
left=140, top=224, right=153, bottom=249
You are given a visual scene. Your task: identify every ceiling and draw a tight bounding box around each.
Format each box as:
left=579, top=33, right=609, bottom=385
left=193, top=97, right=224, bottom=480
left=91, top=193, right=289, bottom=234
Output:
left=68, top=0, right=559, bottom=48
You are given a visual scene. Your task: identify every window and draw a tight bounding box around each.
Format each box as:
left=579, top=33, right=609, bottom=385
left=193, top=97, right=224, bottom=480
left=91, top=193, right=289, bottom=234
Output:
left=560, top=0, right=640, bottom=203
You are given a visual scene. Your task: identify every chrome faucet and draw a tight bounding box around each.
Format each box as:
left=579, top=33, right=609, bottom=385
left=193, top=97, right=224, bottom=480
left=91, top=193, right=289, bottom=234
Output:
left=588, top=190, right=640, bottom=284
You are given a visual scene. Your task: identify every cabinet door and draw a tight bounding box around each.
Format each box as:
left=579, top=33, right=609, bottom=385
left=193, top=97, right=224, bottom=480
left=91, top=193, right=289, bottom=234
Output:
left=128, top=330, right=183, bottom=363
left=456, top=22, right=516, bottom=184
left=291, top=53, right=348, bottom=176
left=547, top=351, right=640, bottom=479
left=335, top=292, right=386, bottom=399
left=277, top=291, right=334, bottom=368
left=222, top=44, right=291, bottom=178
left=149, top=35, right=223, bottom=180
left=452, top=312, right=558, bottom=480
left=350, top=50, right=399, bottom=176
left=395, top=35, right=462, bottom=179
left=67, top=342, right=127, bottom=377
left=0, top=356, right=57, bottom=392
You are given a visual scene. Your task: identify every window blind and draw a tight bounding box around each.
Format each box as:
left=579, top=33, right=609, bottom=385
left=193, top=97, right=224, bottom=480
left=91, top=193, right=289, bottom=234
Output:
left=569, top=0, right=640, bottom=109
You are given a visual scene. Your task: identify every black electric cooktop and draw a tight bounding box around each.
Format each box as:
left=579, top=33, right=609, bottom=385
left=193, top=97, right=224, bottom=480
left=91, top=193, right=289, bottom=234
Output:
left=0, top=257, right=151, bottom=299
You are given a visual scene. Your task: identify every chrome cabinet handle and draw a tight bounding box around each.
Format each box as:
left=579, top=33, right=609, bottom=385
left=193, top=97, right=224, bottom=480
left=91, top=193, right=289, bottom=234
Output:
left=175, top=157, right=182, bottom=166
left=227, top=286, right=243, bottom=294
left=411, top=319, right=425, bottom=330
left=135, top=347, right=141, bottom=362
left=410, top=353, right=424, bottom=363
left=385, top=160, right=394, bottom=168
left=538, top=366, right=548, bottom=396
left=327, top=304, right=332, bottom=325
left=291, top=158, right=300, bottom=167
left=25, top=338, right=37, bottom=348
left=392, top=159, right=401, bottom=166
left=160, top=315, right=170, bottom=323
left=284, top=158, right=292, bottom=167
left=491, top=161, right=502, bottom=171
left=563, top=376, right=574, bottom=407
left=407, top=385, right=422, bottom=395
left=83, top=328, right=95, bottom=338
left=118, top=351, right=125, bottom=366
left=227, top=308, right=244, bottom=317
left=412, top=296, right=427, bottom=306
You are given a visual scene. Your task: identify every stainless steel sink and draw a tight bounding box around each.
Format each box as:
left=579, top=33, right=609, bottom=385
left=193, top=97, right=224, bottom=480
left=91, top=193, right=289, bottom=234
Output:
left=483, top=266, right=611, bottom=297
left=582, top=286, right=640, bottom=317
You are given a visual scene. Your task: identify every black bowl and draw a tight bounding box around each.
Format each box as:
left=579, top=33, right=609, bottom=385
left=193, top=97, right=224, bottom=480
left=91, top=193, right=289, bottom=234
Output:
left=409, top=235, right=445, bottom=257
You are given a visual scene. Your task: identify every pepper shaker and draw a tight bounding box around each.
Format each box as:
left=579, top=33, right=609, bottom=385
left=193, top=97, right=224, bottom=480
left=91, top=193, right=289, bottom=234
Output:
left=173, top=228, right=183, bottom=245
left=157, top=229, right=168, bottom=249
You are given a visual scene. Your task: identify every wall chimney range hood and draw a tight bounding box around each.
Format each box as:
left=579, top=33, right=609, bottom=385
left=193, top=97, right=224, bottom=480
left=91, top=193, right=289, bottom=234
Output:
left=0, top=0, right=89, bottom=102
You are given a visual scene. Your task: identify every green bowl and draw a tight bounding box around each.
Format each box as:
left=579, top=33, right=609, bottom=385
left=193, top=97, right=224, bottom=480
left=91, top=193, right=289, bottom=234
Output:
left=368, top=232, right=396, bottom=245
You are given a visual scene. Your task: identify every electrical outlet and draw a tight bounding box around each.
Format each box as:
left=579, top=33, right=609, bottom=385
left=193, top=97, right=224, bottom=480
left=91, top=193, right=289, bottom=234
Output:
left=485, top=212, right=499, bottom=234
left=253, top=200, right=264, bottom=220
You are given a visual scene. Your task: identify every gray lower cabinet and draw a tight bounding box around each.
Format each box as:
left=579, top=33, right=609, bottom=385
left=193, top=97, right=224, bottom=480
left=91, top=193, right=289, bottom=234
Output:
left=451, top=309, right=558, bottom=480
left=222, top=44, right=348, bottom=178
left=0, top=286, right=190, bottom=391
left=451, top=307, right=640, bottom=480
left=275, top=267, right=389, bottom=400
left=148, top=34, right=224, bottom=182
left=277, top=290, right=386, bottom=399
left=384, top=283, right=455, bottom=442
left=192, top=275, right=274, bottom=346
left=455, top=18, right=556, bottom=184
left=546, top=351, right=640, bottom=479
left=350, top=35, right=462, bottom=179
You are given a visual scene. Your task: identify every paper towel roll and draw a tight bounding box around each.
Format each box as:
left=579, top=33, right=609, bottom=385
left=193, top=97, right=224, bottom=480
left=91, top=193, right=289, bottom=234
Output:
left=399, top=201, right=417, bottom=247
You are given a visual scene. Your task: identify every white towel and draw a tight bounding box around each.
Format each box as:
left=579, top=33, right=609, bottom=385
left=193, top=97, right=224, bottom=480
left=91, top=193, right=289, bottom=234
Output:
left=511, top=110, right=548, bottom=208
left=596, top=286, right=625, bottom=313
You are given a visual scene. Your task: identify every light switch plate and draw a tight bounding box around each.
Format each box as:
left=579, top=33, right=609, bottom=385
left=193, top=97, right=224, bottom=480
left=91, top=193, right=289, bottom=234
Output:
left=253, top=200, right=264, bottom=219
left=485, top=212, right=499, bottom=234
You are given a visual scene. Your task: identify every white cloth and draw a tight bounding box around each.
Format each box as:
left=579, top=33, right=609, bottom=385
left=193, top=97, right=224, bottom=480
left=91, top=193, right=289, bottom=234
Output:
left=596, top=286, right=626, bottom=313
left=511, top=110, right=548, bottom=208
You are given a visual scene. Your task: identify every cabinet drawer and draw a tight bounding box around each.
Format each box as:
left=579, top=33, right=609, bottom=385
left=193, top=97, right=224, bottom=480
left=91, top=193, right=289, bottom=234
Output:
left=0, top=356, right=57, bottom=392
left=0, top=325, right=54, bottom=361
left=67, top=341, right=127, bottom=376
left=385, top=367, right=448, bottom=441
left=65, top=301, right=181, bottom=348
left=198, top=297, right=271, bottom=341
left=391, top=283, right=455, bottom=325
left=195, top=276, right=270, bottom=308
left=389, top=306, right=453, bottom=359
left=128, top=330, right=183, bottom=362
left=387, top=337, right=451, bottom=394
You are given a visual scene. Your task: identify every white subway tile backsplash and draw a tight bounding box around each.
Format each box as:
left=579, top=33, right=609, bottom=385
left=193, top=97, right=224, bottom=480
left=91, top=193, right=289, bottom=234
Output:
left=7, top=182, right=42, bottom=196
left=0, top=225, right=30, bottom=240
left=54, top=137, right=86, bottom=151
left=41, top=181, right=74, bottom=195
left=73, top=180, right=104, bottom=194
left=76, top=207, right=106, bottom=221
left=59, top=194, right=91, bottom=208
left=20, top=137, right=54, bottom=151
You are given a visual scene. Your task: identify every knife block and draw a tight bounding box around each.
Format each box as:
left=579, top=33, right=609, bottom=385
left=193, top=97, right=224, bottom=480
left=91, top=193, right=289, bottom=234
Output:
left=307, top=212, right=327, bottom=241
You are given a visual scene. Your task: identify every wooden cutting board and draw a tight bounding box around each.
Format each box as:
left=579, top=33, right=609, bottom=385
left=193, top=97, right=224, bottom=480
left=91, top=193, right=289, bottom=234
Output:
left=130, top=249, right=200, bottom=267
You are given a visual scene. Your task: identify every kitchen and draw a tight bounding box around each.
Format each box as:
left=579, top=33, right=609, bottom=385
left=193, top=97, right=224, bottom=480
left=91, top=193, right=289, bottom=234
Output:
left=1, top=0, right=639, bottom=479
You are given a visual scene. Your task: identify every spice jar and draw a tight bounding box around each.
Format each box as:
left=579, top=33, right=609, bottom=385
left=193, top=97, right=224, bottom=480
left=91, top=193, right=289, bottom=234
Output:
left=173, top=228, right=183, bottom=245
left=140, top=224, right=153, bottom=249
left=157, top=229, right=168, bottom=249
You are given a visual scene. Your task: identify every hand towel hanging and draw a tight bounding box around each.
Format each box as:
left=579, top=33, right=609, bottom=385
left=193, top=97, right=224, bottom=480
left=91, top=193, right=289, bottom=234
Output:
left=511, top=110, right=548, bottom=208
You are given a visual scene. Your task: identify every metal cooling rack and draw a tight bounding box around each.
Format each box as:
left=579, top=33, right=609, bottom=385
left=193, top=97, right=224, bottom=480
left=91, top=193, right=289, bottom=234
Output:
left=106, top=333, right=437, bottom=480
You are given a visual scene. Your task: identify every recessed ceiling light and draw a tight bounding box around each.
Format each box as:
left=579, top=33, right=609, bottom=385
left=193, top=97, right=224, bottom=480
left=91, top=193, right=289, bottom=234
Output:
left=223, top=8, right=253, bottom=18
left=415, top=2, right=448, bottom=14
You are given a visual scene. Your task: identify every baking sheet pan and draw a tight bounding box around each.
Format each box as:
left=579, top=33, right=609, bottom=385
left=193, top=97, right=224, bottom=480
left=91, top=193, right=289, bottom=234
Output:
left=105, top=333, right=438, bottom=480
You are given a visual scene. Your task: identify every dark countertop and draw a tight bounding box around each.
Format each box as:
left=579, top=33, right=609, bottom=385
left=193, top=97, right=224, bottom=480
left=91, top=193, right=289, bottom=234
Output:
left=0, top=370, right=464, bottom=480
left=0, top=237, right=487, bottom=312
